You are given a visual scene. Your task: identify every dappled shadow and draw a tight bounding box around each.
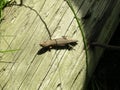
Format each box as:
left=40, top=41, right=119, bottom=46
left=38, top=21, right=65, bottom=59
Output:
left=65, top=0, right=119, bottom=89
left=71, top=0, right=117, bottom=42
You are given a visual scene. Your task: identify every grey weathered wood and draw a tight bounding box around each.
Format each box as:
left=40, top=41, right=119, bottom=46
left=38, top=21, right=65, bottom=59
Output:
left=0, top=0, right=120, bottom=90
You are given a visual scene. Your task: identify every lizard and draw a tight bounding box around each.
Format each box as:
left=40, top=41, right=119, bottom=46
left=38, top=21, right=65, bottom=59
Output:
left=40, top=36, right=78, bottom=50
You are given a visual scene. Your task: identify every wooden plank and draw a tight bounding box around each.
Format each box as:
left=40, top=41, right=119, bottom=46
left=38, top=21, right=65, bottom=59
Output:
left=0, top=0, right=120, bottom=90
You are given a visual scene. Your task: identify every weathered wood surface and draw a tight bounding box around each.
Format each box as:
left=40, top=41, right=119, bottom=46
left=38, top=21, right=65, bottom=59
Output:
left=0, top=0, right=120, bottom=90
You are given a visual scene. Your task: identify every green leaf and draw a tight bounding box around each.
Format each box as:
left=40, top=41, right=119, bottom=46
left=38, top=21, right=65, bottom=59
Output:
left=0, top=49, right=20, bottom=53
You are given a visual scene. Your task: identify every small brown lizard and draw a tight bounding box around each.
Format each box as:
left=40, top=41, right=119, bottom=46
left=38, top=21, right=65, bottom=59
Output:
left=40, top=36, right=78, bottom=49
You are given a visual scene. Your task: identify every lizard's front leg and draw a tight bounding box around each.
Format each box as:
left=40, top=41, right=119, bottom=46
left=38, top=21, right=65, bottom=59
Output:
left=67, top=44, right=75, bottom=50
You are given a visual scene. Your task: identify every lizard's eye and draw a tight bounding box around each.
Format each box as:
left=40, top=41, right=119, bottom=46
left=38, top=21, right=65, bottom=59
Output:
left=40, top=43, right=43, bottom=47
left=40, top=42, right=46, bottom=47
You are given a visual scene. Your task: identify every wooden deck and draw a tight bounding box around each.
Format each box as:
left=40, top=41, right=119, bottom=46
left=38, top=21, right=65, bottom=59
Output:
left=0, top=0, right=120, bottom=90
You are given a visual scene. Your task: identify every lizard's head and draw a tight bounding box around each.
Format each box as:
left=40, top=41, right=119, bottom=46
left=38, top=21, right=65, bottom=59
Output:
left=39, top=41, right=48, bottom=47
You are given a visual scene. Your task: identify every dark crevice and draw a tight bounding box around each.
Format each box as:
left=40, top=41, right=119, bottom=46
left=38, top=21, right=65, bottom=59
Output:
left=87, top=23, right=120, bottom=90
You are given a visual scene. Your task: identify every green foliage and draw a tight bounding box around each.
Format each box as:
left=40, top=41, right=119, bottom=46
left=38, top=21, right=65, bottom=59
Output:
left=0, top=0, right=9, bottom=19
left=65, top=0, right=88, bottom=58
left=0, top=49, right=20, bottom=53
left=65, top=0, right=88, bottom=76
left=0, top=0, right=19, bottom=54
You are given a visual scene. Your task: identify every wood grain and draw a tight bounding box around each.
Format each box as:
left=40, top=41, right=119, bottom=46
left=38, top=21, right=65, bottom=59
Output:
left=0, top=0, right=120, bottom=90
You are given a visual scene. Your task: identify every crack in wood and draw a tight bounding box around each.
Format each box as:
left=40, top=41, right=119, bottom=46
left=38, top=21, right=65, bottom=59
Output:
left=18, top=54, right=38, bottom=89
left=70, top=68, right=83, bottom=89
left=7, top=0, right=52, bottom=40
left=37, top=50, right=65, bottom=89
